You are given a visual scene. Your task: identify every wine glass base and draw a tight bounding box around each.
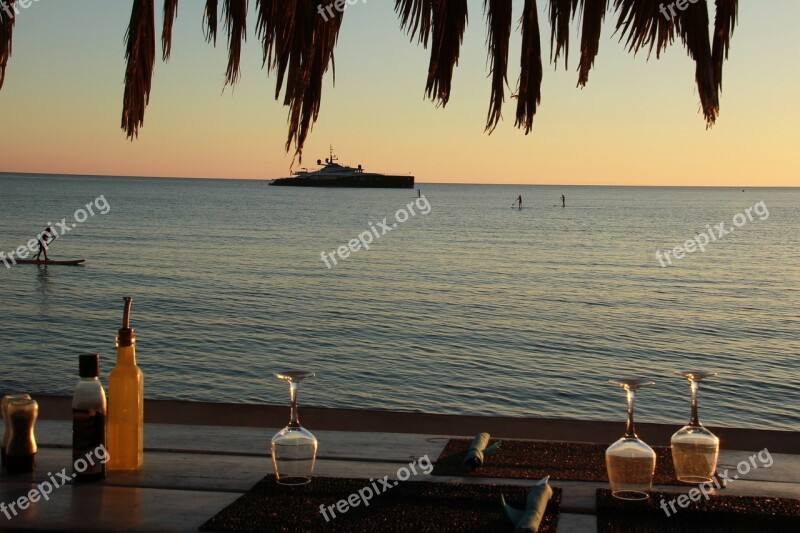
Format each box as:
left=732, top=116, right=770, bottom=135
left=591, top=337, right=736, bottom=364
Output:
left=612, top=490, right=650, bottom=501
left=676, top=475, right=714, bottom=484
left=276, top=476, right=312, bottom=486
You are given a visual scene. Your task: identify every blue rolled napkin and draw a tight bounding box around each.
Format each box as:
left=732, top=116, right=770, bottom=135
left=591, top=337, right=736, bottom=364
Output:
left=462, top=432, right=501, bottom=470
left=502, top=476, right=553, bottom=532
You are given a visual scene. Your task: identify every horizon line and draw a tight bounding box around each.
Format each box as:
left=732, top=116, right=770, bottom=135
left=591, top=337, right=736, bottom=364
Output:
left=0, top=171, right=796, bottom=189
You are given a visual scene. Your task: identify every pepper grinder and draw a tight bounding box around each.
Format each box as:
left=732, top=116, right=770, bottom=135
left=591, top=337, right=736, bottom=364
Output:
left=2, top=393, right=31, bottom=468
left=6, top=398, right=38, bottom=475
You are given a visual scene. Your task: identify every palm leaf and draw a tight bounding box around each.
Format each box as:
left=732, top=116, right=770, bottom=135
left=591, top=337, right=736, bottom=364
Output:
left=255, top=0, right=281, bottom=72
left=121, top=0, right=156, bottom=139
left=395, top=0, right=434, bottom=47
left=612, top=0, right=675, bottom=59
left=289, top=2, right=343, bottom=162
left=675, top=0, right=718, bottom=125
left=203, top=0, right=219, bottom=45
left=255, top=1, right=343, bottom=161
left=0, top=0, right=741, bottom=149
left=223, top=0, right=247, bottom=86
left=0, top=0, right=16, bottom=90
left=711, top=0, right=737, bottom=92
left=425, top=0, right=468, bottom=107
left=548, top=0, right=579, bottom=68
left=577, top=0, right=608, bottom=87
left=162, top=0, right=179, bottom=61
left=484, top=0, right=512, bottom=132
left=514, top=0, right=542, bottom=134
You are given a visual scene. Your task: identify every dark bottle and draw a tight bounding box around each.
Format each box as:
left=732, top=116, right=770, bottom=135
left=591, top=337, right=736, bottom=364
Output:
left=72, top=354, right=107, bottom=481
left=6, top=398, right=38, bottom=475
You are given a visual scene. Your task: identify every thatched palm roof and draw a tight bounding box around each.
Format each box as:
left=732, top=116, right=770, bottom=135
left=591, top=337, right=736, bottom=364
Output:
left=0, top=0, right=738, bottom=161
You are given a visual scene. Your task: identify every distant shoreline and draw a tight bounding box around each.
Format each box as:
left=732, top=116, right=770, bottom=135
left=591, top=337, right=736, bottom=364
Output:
left=0, top=172, right=796, bottom=189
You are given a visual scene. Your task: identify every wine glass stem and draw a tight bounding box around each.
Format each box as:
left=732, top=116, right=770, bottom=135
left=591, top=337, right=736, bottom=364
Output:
left=625, top=389, right=637, bottom=438
left=289, top=381, right=301, bottom=428
left=689, top=380, right=700, bottom=426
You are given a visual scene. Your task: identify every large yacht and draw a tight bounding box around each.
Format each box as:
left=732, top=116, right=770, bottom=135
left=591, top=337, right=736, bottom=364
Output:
left=270, top=147, right=414, bottom=188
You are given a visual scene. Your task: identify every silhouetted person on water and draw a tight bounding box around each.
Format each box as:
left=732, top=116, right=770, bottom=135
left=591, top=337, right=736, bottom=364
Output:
left=418, top=189, right=421, bottom=198
left=513, top=195, right=523, bottom=209
left=35, top=227, right=55, bottom=261
left=561, top=195, right=566, bottom=208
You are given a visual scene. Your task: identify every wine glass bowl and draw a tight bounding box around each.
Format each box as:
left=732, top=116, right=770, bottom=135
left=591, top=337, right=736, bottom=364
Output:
left=271, top=370, right=317, bottom=486
left=671, top=371, right=719, bottom=484
left=606, top=378, right=657, bottom=501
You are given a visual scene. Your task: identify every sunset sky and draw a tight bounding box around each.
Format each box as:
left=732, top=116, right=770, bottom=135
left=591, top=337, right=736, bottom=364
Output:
left=0, top=0, right=798, bottom=186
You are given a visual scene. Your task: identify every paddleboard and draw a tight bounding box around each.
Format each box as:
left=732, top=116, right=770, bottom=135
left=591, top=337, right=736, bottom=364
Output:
left=14, top=259, right=85, bottom=266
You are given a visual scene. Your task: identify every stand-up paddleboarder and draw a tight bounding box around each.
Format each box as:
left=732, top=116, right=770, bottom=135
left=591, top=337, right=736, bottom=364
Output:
left=35, top=227, right=56, bottom=261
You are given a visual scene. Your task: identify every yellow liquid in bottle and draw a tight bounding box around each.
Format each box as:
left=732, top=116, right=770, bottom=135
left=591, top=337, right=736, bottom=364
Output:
left=107, top=341, right=144, bottom=471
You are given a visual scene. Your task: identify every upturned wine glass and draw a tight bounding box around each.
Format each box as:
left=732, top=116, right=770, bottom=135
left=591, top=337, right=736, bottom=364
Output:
left=671, top=371, right=719, bottom=483
left=606, top=378, right=657, bottom=500
left=271, top=370, right=317, bottom=485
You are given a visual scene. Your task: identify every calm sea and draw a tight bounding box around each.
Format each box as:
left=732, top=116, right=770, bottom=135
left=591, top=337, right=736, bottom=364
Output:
left=0, top=174, right=798, bottom=431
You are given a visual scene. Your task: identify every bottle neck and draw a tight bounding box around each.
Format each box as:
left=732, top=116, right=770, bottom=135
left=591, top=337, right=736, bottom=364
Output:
left=115, top=343, right=137, bottom=366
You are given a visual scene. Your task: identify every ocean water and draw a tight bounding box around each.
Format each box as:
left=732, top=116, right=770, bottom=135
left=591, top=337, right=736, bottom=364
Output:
left=0, top=174, right=798, bottom=431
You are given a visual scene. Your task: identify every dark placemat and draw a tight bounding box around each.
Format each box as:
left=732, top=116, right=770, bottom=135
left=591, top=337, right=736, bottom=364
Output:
left=202, top=476, right=561, bottom=532
left=596, top=488, right=800, bottom=532
left=432, top=439, right=688, bottom=485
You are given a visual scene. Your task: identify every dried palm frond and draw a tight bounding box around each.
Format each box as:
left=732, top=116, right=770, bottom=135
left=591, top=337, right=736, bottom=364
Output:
left=223, top=0, right=247, bottom=86
left=162, top=0, right=179, bottom=61
left=121, top=0, right=156, bottom=139
left=613, top=0, right=675, bottom=59
left=548, top=0, right=578, bottom=68
left=0, top=0, right=16, bottom=90
left=514, top=0, right=542, bottom=134
left=577, top=0, right=608, bottom=87
left=203, top=0, right=219, bottom=45
left=256, top=1, right=343, bottom=161
left=711, top=0, right=737, bottom=92
left=484, top=0, right=512, bottom=132
left=395, top=0, right=434, bottom=47
left=255, top=1, right=299, bottom=100
left=255, top=0, right=280, bottom=70
left=675, top=0, right=718, bottom=125
left=425, top=0, right=468, bottom=107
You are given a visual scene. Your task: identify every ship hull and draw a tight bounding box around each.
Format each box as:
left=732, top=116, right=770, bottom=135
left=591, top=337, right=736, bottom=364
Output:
left=270, top=175, right=414, bottom=189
